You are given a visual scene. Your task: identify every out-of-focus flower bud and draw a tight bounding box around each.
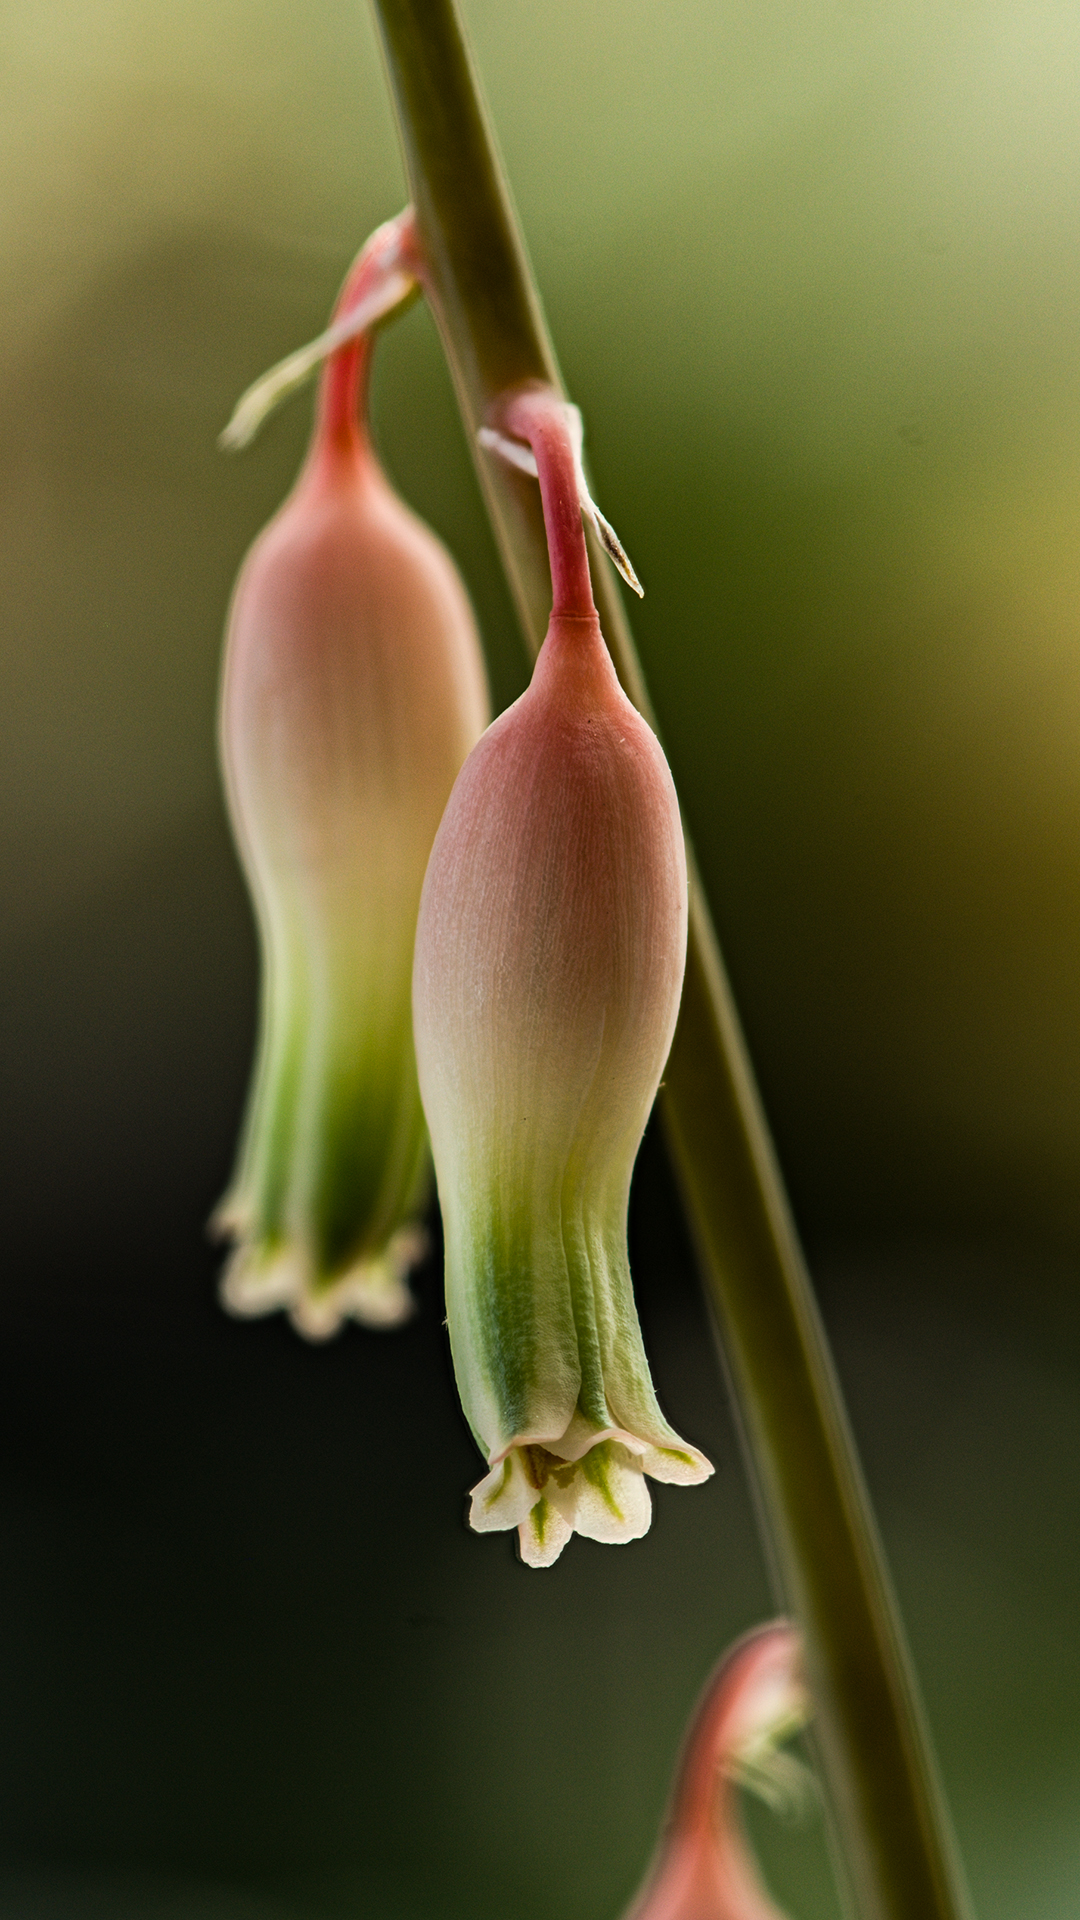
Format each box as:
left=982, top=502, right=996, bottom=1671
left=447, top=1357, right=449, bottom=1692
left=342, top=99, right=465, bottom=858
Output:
left=214, top=215, right=490, bottom=1337
left=625, top=1623, right=811, bottom=1920
left=413, top=384, right=711, bottom=1563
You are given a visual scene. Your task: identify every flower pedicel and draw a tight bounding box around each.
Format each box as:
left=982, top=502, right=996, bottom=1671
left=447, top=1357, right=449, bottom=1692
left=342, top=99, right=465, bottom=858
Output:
left=215, top=212, right=489, bottom=1337
left=413, top=383, right=712, bottom=1565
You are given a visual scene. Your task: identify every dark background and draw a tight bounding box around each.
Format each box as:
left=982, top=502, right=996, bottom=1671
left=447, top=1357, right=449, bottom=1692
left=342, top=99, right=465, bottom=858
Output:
left=1, top=1, right=1079, bottom=1914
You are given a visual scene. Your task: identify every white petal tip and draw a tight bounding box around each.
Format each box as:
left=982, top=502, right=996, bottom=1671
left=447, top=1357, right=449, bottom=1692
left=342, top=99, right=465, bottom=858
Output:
left=517, top=1497, right=573, bottom=1568
left=468, top=1451, right=537, bottom=1534
left=288, top=1233, right=426, bottom=1338
left=640, top=1441, right=715, bottom=1487
left=219, top=1245, right=302, bottom=1320
left=287, top=1283, right=413, bottom=1342
left=569, top=1452, right=653, bottom=1544
left=208, top=1194, right=250, bottom=1241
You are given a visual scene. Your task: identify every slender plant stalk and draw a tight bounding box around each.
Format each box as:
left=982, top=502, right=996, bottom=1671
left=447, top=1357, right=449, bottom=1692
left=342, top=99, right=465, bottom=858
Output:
left=368, top=6, right=971, bottom=1918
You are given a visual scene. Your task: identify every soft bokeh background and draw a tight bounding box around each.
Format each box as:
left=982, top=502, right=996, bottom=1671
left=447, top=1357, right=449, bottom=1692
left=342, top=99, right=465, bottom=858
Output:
left=1, top=1, right=1078, bottom=1915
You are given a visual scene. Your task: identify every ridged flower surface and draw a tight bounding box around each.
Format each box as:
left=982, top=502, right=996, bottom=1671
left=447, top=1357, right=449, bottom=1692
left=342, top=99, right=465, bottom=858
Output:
left=216, top=322, right=488, bottom=1335
left=414, top=601, right=711, bottom=1563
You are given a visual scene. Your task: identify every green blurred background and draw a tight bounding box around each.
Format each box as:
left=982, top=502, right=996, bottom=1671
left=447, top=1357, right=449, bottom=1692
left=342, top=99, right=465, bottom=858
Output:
left=1, top=0, right=1078, bottom=1914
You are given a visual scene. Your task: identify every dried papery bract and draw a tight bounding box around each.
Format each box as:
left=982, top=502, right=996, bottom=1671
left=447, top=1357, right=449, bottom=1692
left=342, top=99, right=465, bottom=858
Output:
left=413, top=383, right=711, bottom=1563
left=625, top=1624, right=811, bottom=1920
left=215, top=212, right=489, bottom=1337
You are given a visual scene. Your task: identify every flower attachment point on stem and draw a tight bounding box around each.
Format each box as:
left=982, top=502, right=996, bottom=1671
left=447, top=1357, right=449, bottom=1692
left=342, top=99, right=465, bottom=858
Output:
left=624, top=1623, right=812, bottom=1920
left=414, top=383, right=710, bottom=1563
left=478, top=407, right=644, bottom=597
left=214, top=214, right=489, bottom=1337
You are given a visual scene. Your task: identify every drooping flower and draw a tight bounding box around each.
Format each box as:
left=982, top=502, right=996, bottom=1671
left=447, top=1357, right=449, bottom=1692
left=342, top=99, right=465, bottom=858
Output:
left=625, top=1623, right=811, bottom=1920
left=214, top=213, right=490, bottom=1337
left=413, top=384, right=712, bottom=1563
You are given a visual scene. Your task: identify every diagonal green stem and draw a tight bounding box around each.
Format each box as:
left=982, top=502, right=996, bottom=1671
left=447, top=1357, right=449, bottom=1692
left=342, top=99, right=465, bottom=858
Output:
left=368, top=5, right=972, bottom=1917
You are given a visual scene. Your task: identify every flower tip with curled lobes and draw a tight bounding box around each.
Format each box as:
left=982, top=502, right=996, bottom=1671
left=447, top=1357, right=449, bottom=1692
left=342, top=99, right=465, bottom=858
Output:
left=625, top=1624, right=812, bottom=1920
left=216, top=1221, right=428, bottom=1339
left=471, top=1430, right=711, bottom=1569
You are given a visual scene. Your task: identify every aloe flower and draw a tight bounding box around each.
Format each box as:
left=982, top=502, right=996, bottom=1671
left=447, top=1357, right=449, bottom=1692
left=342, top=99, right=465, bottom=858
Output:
left=413, top=385, right=711, bottom=1563
left=625, top=1624, right=810, bottom=1920
left=215, top=215, right=489, bottom=1337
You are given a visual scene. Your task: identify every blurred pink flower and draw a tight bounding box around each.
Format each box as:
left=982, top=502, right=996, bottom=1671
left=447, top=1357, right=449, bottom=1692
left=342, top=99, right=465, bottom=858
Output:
left=625, top=1624, right=810, bottom=1920
left=215, top=216, right=489, bottom=1337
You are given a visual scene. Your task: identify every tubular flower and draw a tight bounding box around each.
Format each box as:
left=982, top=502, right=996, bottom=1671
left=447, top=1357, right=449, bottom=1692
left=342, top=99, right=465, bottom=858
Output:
left=413, top=384, right=712, bottom=1564
left=624, top=1623, right=811, bottom=1920
left=214, top=213, right=489, bottom=1337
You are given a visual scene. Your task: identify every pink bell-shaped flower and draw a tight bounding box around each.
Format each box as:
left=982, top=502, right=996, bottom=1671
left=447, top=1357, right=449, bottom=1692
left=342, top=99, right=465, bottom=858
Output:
left=625, top=1624, right=811, bottom=1920
left=215, top=218, right=489, bottom=1336
left=413, top=385, right=711, bottom=1562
